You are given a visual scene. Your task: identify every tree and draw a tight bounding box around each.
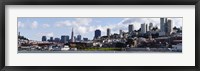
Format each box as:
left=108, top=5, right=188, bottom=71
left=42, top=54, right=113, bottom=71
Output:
left=152, top=27, right=158, bottom=31
left=115, top=42, right=126, bottom=48
left=173, top=26, right=177, bottom=30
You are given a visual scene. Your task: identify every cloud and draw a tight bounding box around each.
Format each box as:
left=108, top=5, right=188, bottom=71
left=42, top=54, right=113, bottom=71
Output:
left=118, top=18, right=182, bottom=30
left=88, top=18, right=183, bottom=35
left=170, top=18, right=183, bottom=28
left=31, top=21, right=38, bottom=29
left=119, top=18, right=160, bottom=30
left=52, top=18, right=182, bottom=39
left=55, top=20, right=71, bottom=27
left=55, top=18, right=93, bottom=35
left=18, top=21, right=25, bottom=28
left=75, top=26, right=87, bottom=34
left=75, top=18, right=92, bottom=26
left=46, top=32, right=54, bottom=37
left=42, top=24, right=50, bottom=28
left=37, top=32, right=54, bottom=37
left=55, top=18, right=92, bottom=27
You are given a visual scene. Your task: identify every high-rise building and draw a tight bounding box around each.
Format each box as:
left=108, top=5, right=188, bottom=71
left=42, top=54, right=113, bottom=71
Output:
left=54, top=38, right=60, bottom=42
left=167, top=19, right=173, bottom=35
left=160, top=18, right=169, bottom=36
left=42, top=36, right=47, bottom=41
left=66, top=35, right=70, bottom=41
left=149, top=22, right=153, bottom=31
left=77, top=35, right=82, bottom=41
left=146, top=24, right=149, bottom=32
left=18, top=32, right=20, bottom=36
left=74, top=36, right=76, bottom=42
left=164, top=18, right=168, bottom=33
left=94, top=29, right=101, bottom=39
left=50, top=37, right=53, bottom=42
left=180, top=26, right=182, bottom=30
left=61, top=35, right=68, bottom=43
left=83, top=38, right=88, bottom=41
left=71, top=28, right=74, bottom=42
left=128, top=24, right=134, bottom=33
left=119, top=30, right=123, bottom=38
left=160, top=18, right=165, bottom=32
left=141, top=23, right=146, bottom=34
left=107, top=28, right=111, bottom=37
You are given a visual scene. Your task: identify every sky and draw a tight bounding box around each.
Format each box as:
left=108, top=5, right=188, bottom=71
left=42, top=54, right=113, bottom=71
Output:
left=18, top=17, right=183, bottom=41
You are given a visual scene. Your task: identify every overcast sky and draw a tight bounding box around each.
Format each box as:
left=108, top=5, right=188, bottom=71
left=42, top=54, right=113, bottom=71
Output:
left=18, top=17, right=182, bottom=41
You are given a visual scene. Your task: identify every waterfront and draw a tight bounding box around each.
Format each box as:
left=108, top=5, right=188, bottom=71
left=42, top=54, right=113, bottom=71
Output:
left=18, top=45, right=182, bottom=53
left=18, top=17, right=182, bottom=53
left=18, top=50, right=181, bottom=53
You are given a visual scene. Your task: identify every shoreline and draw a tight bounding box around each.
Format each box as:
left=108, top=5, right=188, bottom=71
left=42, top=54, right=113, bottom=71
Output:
left=18, top=50, right=181, bottom=53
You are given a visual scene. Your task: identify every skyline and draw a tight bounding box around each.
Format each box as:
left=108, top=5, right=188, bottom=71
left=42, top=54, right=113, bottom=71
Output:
left=18, top=17, right=183, bottom=41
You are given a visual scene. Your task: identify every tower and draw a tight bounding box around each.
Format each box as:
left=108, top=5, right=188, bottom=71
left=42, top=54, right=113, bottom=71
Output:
left=71, top=28, right=74, bottom=42
left=149, top=22, right=153, bottom=31
left=128, top=24, right=134, bottom=33
left=18, top=32, right=20, bottom=36
left=167, top=19, right=173, bottom=35
left=94, top=29, right=101, bottom=39
left=160, top=18, right=165, bottom=32
left=119, top=30, right=123, bottom=38
left=61, top=35, right=68, bottom=43
left=146, top=24, right=149, bottom=32
left=141, top=23, right=146, bottom=34
left=42, top=36, right=47, bottom=41
left=77, top=35, right=82, bottom=41
left=107, top=28, right=111, bottom=37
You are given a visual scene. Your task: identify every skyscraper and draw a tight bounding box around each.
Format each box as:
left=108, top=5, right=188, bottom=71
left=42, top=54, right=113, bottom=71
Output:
left=128, top=24, right=134, bottom=33
left=149, top=22, right=153, bottom=31
left=54, top=38, right=60, bottom=42
left=42, top=36, right=47, bottom=41
left=141, top=23, right=146, bottom=34
left=18, top=32, right=20, bottom=36
left=160, top=18, right=165, bottom=32
left=66, top=35, right=70, bottom=42
left=167, top=19, right=173, bottom=35
left=180, top=26, right=182, bottom=30
left=119, top=30, right=123, bottom=38
left=107, top=28, right=111, bottom=37
left=61, top=35, right=68, bottom=43
left=74, top=36, right=76, bottom=42
left=146, top=24, right=149, bottom=32
left=160, top=18, right=169, bottom=36
left=71, top=28, right=74, bottom=42
left=164, top=18, right=168, bottom=33
left=94, top=29, right=101, bottom=39
left=77, top=35, right=82, bottom=41
left=83, top=38, right=88, bottom=41
left=50, top=37, right=53, bottom=42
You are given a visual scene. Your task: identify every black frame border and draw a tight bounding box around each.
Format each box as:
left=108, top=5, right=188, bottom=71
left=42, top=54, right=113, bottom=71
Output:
left=0, top=0, right=200, bottom=71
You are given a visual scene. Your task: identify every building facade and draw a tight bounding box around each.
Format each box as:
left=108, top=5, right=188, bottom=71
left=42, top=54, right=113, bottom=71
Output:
left=42, top=36, right=47, bottom=41
left=160, top=18, right=165, bottom=33
left=149, top=22, right=153, bottom=31
left=71, top=28, right=74, bottom=42
left=61, top=35, right=68, bottom=43
left=141, top=23, right=146, bottom=34
left=167, top=19, right=173, bottom=35
left=107, top=28, right=111, bottom=37
left=50, top=37, right=53, bottom=42
left=77, top=35, right=82, bottom=41
left=128, top=24, right=134, bottom=33
left=146, top=24, right=149, bottom=32
left=94, top=29, right=101, bottom=39
left=119, top=30, right=123, bottom=38
left=83, top=38, right=88, bottom=41
left=54, top=38, right=60, bottom=42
